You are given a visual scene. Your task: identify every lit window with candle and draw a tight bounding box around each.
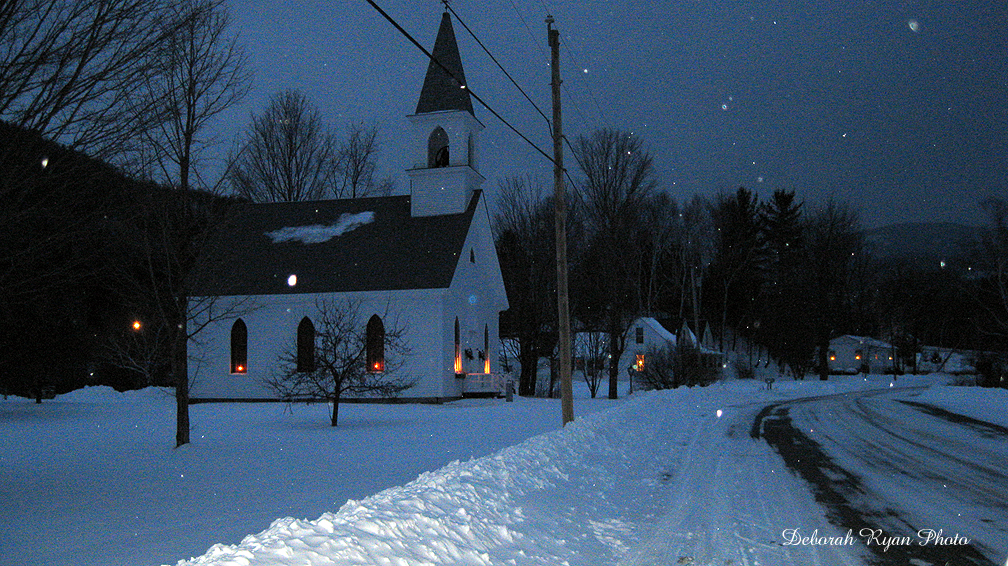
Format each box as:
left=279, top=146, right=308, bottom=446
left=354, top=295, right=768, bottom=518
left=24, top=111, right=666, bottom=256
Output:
left=231, top=319, right=247, bottom=374
left=366, top=314, right=385, bottom=373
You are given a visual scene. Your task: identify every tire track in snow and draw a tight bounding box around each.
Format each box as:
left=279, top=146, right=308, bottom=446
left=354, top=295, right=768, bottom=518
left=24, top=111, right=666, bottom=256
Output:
left=754, top=389, right=999, bottom=566
left=619, top=401, right=863, bottom=566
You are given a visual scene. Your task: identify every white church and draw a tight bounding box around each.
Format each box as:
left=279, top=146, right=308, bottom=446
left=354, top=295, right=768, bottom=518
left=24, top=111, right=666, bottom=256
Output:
left=188, top=12, right=508, bottom=401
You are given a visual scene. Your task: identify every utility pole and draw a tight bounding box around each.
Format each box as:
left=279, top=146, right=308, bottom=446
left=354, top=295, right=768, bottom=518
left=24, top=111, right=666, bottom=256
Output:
left=548, top=15, right=574, bottom=426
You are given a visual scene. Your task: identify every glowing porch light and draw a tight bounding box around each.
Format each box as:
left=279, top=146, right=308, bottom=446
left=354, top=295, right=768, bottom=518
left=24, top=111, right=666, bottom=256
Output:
left=236, top=364, right=245, bottom=373
left=287, top=274, right=297, bottom=287
left=41, top=157, right=49, bottom=169
left=132, top=320, right=142, bottom=331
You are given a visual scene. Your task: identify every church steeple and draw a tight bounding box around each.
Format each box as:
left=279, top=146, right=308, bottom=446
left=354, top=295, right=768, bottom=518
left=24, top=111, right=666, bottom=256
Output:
left=416, top=12, right=473, bottom=116
left=406, top=11, right=484, bottom=218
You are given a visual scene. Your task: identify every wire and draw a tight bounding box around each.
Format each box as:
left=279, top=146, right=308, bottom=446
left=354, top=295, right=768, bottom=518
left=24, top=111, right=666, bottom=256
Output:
left=558, top=30, right=610, bottom=125
left=508, top=0, right=547, bottom=62
left=365, top=0, right=555, bottom=165
left=442, top=0, right=552, bottom=131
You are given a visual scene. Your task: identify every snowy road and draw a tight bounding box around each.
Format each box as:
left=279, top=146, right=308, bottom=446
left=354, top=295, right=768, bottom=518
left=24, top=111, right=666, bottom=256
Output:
left=620, top=385, right=1007, bottom=566
left=759, top=387, right=1008, bottom=565
left=619, top=391, right=868, bottom=566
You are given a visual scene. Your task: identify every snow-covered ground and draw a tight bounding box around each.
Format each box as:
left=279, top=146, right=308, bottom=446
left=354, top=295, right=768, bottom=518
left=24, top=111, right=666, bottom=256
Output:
left=1, top=374, right=1005, bottom=566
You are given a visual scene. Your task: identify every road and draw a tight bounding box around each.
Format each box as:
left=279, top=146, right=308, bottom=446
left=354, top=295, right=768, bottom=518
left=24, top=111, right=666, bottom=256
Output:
left=621, top=386, right=1008, bottom=566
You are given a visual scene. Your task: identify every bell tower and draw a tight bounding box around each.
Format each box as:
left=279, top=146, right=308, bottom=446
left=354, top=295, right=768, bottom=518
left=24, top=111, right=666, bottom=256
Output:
left=407, top=11, right=484, bottom=217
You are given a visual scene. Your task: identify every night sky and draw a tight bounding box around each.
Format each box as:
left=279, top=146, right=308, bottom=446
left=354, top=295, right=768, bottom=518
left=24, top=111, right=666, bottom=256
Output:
left=224, top=0, right=1007, bottom=228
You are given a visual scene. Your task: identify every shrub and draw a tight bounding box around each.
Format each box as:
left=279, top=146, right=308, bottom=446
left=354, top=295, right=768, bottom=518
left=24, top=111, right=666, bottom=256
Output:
left=974, top=353, right=1008, bottom=389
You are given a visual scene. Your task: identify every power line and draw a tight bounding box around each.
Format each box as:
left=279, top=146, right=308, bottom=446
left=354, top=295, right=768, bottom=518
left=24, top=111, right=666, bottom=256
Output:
left=442, top=0, right=552, bottom=131
left=508, top=0, right=547, bottom=62
left=365, top=0, right=555, bottom=165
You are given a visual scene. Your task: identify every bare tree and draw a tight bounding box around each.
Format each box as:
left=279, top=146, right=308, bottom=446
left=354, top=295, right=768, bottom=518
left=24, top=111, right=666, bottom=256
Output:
left=264, top=299, right=416, bottom=427
left=577, top=331, right=608, bottom=398
left=708, top=186, right=764, bottom=351
left=493, top=176, right=558, bottom=396
left=335, top=122, right=393, bottom=198
left=571, top=128, right=657, bottom=399
left=675, top=195, right=714, bottom=321
left=638, top=191, right=679, bottom=315
left=230, top=89, right=340, bottom=202
left=102, top=185, right=254, bottom=401
left=137, top=0, right=251, bottom=193
left=0, top=0, right=179, bottom=160
left=100, top=188, right=256, bottom=392
left=125, top=0, right=250, bottom=447
left=804, top=200, right=864, bottom=380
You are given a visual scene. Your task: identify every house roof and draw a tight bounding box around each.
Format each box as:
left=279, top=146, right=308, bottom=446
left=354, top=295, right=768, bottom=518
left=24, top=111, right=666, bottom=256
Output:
left=193, top=191, right=479, bottom=296
left=415, top=12, right=474, bottom=116
left=634, top=317, right=677, bottom=346
left=832, top=335, right=893, bottom=350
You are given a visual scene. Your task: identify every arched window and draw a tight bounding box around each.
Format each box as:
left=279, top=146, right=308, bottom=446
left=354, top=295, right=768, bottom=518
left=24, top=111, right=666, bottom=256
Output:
left=454, top=317, right=462, bottom=374
left=230, top=319, right=247, bottom=374
left=483, top=324, right=490, bottom=373
left=428, top=127, right=449, bottom=168
left=366, top=314, right=385, bottom=373
left=297, top=317, right=315, bottom=373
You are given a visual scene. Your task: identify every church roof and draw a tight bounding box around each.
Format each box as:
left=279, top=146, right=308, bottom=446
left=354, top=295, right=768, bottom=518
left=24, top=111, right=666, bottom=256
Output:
left=193, top=191, right=480, bottom=296
left=415, top=12, right=474, bottom=115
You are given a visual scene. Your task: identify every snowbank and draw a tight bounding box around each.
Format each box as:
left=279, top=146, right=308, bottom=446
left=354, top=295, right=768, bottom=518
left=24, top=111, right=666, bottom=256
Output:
left=910, top=383, right=1008, bottom=428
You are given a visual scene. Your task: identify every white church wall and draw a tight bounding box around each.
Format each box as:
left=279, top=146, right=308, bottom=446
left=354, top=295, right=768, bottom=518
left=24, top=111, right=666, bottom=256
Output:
left=443, top=194, right=510, bottom=389
left=189, top=289, right=448, bottom=400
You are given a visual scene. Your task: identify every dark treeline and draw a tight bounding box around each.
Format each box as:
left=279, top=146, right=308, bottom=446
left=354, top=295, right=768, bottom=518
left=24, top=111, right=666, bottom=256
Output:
left=494, top=128, right=1006, bottom=396
left=1, top=0, right=254, bottom=446
left=0, top=121, right=231, bottom=399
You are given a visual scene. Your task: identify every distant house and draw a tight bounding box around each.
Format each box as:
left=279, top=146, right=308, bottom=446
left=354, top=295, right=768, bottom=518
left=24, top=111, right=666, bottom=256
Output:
left=187, top=13, right=508, bottom=401
left=619, top=317, right=677, bottom=374
left=619, top=317, right=725, bottom=380
left=827, top=335, right=895, bottom=374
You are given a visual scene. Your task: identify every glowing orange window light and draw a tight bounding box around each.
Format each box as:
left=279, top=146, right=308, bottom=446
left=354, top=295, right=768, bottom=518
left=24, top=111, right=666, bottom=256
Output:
left=635, top=354, right=645, bottom=371
left=235, top=364, right=245, bottom=373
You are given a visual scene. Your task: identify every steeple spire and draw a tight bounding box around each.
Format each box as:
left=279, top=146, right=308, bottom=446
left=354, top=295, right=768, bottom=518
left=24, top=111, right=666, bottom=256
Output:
left=416, top=12, right=473, bottom=115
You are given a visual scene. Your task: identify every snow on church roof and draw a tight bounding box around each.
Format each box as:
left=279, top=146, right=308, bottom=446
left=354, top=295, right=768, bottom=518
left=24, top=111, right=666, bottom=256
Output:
left=265, top=212, right=374, bottom=244
left=192, top=192, right=479, bottom=296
